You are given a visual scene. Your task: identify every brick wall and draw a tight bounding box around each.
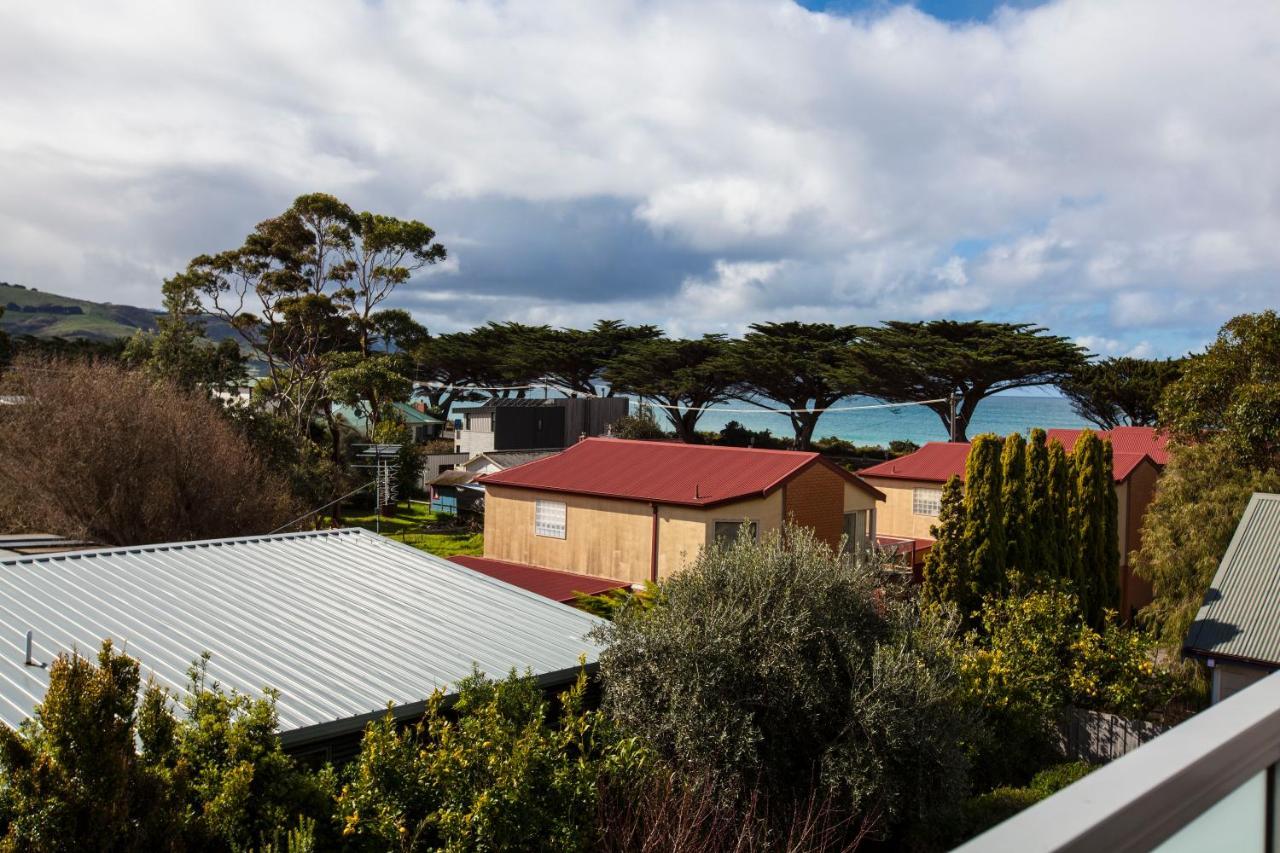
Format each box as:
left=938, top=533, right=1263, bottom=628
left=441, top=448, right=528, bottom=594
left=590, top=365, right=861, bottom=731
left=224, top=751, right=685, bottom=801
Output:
left=783, top=463, right=844, bottom=549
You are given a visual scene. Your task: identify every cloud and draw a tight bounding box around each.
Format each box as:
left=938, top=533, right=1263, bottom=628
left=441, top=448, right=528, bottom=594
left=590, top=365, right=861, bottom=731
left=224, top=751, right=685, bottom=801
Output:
left=0, top=0, right=1277, bottom=356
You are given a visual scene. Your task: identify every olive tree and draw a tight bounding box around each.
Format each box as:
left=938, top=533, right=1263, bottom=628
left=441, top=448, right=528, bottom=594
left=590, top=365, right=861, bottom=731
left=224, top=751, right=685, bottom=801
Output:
left=594, top=525, right=975, bottom=838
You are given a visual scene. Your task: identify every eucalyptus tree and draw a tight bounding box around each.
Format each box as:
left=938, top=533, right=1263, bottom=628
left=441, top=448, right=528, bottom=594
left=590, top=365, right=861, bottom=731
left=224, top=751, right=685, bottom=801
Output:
left=169, top=192, right=445, bottom=438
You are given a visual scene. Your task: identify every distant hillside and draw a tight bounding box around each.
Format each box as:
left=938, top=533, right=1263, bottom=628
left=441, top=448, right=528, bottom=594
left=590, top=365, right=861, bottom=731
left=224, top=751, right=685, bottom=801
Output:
left=0, top=282, right=238, bottom=343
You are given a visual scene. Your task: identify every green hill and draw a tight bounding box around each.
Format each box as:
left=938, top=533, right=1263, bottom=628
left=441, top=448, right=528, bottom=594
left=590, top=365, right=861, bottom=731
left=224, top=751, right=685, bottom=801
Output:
left=0, top=282, right=237, bottom=343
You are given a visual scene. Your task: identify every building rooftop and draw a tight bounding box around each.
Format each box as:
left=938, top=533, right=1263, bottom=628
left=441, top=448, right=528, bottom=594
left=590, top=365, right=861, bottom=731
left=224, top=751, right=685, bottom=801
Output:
left=1046, top=425, right=1170, bottom=466
left=478, top=437, right=884, bottom=507
left=449, top=556, right=631, bottom=603
left=860, top=438, right=1155, bottom=484
left=0, top=528, right=603, bottom=748
left=1184, top=492, right=1280, bottom=668
left=465, top=450, right=559, bottom=470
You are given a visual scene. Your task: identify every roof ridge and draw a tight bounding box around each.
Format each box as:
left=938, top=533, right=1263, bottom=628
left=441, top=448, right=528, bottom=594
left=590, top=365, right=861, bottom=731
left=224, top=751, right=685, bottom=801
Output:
left=0, top=527, right=364, bottom=565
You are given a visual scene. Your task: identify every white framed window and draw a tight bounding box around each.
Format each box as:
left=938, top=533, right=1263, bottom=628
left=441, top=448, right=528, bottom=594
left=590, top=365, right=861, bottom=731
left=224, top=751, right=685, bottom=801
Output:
left=912, top=488, right=942, bottom=517
left=534, top=499, right=567, bottom=539
left=713, top=520, right=758, bottom=545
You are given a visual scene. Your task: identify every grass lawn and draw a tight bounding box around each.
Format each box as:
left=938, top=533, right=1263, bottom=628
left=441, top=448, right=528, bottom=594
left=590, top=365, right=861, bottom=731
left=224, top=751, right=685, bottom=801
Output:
left=330, top=501, right=484, bottom=559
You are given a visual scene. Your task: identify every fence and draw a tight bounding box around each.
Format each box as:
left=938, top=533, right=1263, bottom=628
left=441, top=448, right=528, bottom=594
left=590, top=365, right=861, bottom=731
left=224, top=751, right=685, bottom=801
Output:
left=1057, top=707, right=1168, bottom=764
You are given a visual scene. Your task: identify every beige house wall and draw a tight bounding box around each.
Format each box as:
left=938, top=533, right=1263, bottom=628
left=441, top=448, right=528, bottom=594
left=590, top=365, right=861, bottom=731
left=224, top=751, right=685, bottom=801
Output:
left=483, top=485, right=787, bottom=584
left=483, top=486, right=655, bottom=583
left=656, top=492, right=784, bottom=578
left=859, top=477, right=942, bottom=540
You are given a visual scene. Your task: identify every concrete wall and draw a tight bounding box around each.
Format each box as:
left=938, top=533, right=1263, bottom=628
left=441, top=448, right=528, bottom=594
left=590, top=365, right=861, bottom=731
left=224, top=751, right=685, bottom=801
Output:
left=858, top=477, right=941, bottom=540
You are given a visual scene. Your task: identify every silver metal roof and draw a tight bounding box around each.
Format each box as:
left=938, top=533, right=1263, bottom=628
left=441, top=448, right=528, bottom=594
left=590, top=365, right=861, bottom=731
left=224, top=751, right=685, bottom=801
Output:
left=0, top=528, right=604, bottom=746
left=1185, top=492, right=1280, bottom=666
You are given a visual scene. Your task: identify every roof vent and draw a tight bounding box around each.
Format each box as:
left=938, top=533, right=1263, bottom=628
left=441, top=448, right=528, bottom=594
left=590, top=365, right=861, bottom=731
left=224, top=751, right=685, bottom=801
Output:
left=24, top=630, right=45, bottom=669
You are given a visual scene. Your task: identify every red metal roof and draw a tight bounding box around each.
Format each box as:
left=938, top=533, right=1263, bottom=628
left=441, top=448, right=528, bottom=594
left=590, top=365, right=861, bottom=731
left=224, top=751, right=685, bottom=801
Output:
left=860, top=439, right=1156, bottom=485
left=478, top=437, right=884, bottom=506
left=1045, top=426, right=1170, bottom=466
left=448, top=555, right=630, bottom=603
left=858, top=443, right=971, bottom=483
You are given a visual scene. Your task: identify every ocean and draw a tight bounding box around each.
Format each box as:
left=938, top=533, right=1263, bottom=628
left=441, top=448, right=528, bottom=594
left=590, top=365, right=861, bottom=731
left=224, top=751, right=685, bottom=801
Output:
left=683, top=392, right=1092, bottom=447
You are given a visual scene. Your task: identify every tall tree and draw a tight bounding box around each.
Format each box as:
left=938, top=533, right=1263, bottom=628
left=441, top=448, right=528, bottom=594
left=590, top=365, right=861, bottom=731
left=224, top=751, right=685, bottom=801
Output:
left=726, top=322, right=863, bottom=450
left=171, top=193, right=444, bottom=438
left=964, top=434, right=1007, bottom=599
left=1047, top=439, right=1078, bottom=586
left=1024, top=429, right=1056, bottom=578
left=852, top=321, right=1085, bottom=441
left=538, top=320, right=663, bottom=396
left=1059, top=356, right=1184, bottom=429
left=1001, top=432, right=1030, bottom=574
left=1159, top=310, right=1280, bottom=470
left=1134, top=440, right=1280, bottom=646
left=604, top=335, right=739, bottom=443
left=921, top=474, right=970, bottom=611
left=122, top=274, right=247, bottom=396
left=1071, top=431, right=1117, bottom=625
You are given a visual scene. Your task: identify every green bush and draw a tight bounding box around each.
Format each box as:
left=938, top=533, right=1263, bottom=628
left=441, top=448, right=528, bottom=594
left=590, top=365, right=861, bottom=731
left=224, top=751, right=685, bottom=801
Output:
left=0, top=641, right=331, bottom=853
left=594, top=525, right=977, bottom=838
left=959, top=761, right=1093, bottom=841
left=336, top=666, right=649, bottom=852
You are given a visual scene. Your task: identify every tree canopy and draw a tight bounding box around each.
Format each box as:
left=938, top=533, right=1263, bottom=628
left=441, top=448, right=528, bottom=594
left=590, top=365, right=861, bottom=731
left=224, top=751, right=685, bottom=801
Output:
left=726, top=322, right=863, bottom=450
left=1159, top=310, right=1280, bottom=470
left=849, top=321, right=1085, bottom=441
left=1060, top=356, right=1183, bottom=429
left=604, top=335, right=740, bottom=443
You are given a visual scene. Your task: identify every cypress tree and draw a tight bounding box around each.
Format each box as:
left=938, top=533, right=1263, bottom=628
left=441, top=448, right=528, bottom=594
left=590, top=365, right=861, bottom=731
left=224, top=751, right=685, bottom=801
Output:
left=1024, top=428, right=1055, bottom=578
left=1047, top=439, right=1077, bottom=589
left=1001, top=432, right=1029, bottom=573
left=1072, top=431, right=1110, bottom=625
left=963, top=434, right=1006, bottom=600
left=1100, top=440, right=1121, bottom=618
left=921, top=474, right=970, bottom=611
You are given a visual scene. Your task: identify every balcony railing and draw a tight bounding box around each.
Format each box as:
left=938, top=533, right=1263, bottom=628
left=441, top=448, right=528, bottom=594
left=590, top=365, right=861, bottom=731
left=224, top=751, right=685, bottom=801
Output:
left=956, top=670, right=1280, bottom=852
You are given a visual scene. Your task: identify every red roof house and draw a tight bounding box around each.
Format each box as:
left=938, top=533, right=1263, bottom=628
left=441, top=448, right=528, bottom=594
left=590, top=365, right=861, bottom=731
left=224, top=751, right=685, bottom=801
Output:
left=448, top=555, right=630, bottom=603
left=477, top=438, right=885, bottom=584
left=1046, top=426, right=1170, bottom=466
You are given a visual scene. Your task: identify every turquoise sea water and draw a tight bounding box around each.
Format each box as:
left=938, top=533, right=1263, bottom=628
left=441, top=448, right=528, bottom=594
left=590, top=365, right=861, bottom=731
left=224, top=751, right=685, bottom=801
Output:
left=686, top=393, right=1092, bottom=447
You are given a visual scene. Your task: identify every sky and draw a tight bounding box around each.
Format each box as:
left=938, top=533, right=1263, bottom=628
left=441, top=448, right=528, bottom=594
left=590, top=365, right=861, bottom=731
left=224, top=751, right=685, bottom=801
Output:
left=1, top=0, right=1278, bottom=358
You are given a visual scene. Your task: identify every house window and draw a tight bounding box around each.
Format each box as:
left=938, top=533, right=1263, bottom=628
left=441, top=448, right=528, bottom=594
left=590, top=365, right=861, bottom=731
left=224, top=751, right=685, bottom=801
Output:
left=714, top=520, right=757, bottom=545
left=534, top=500, right=566, bottom=539
left=912, top=488, right=942, bottom=516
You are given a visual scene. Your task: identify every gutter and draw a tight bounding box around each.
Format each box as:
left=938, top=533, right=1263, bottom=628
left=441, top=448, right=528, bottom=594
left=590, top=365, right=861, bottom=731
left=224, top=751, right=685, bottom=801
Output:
left=278, top=662, right=597, bottom=752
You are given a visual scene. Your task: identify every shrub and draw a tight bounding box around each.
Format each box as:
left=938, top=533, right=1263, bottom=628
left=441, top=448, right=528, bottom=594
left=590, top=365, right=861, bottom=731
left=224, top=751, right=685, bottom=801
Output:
left=0, top=641, right=330, bottom=852
left=0, top=355, right=300, bottom=545
left=594, top=525, right=976, bottom=839
left=336, top=667, right=649, bottom=852
left=958, top=761, right=1093, bottom=842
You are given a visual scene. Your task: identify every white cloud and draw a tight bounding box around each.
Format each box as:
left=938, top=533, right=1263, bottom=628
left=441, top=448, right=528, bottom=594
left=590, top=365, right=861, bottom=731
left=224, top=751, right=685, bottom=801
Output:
left=0, top=0, right=1278, bottom=355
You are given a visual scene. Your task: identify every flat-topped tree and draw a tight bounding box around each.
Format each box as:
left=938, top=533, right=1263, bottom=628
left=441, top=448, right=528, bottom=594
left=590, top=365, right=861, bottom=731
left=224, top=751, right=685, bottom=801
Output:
left=849, top=321, right=1086, bottom=442
left=726, top=322, right=865, bottom=451
left=537, top=320, right=663, bottom=397
left=604, top=335, right=739, bottom=443
left=1060, top=356, right=1184, bottom=429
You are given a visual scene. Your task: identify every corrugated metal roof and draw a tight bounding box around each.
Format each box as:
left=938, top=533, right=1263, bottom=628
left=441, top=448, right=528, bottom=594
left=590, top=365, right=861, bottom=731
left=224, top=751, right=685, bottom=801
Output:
left=0, top=529, right=603, bottom=745
left=1046, top=426, right=1170, bottom=466
left=858, top=442, right=971, bottom=483
left=860, top=441, right=1152, bottom=484
left=479, top=438, right=884, bottom=507
left=448, top=556, right=630, bottom=603
left=466, top=450, right=559, bottom=471
left=1185, top=493, right=1280, bottom=667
